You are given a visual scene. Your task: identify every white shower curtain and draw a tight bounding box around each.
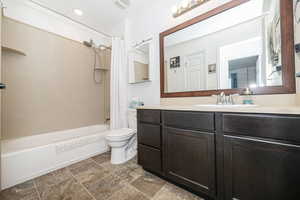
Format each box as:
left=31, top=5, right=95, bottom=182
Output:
left=110, top=37, right=128, bottom=129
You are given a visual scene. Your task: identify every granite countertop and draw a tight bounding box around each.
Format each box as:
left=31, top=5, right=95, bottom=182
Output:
left=137, top=105, right=300, bottom=115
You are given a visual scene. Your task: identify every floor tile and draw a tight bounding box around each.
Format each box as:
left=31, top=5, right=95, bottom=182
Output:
left=1, top=153, right=204, bottom=200
left=153, top=183, right=203, bottom=200
left=131, top=172, right=165, bottom=198
left=35, top=167, right=74, bottom=196
left=100, top=161, right=125, bottom=173
left=68, top=159, right=109, bottom=184
left=108, top=185, right=150, bottom=200
left=39, top=178, right=93, bottom=200
left=0, top=180, right=39, bottom=200
left=92, top=151, right=111, bottom=165
left=68, top=159, right=95, bottom=171
left=83, top=174, right=126, bottom=200
left=35, top=167, right=73, bottom=189
left=113, top=159, right=143, bottom=183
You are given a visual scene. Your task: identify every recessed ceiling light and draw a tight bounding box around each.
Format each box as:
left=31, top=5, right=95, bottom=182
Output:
left=73, top=9, right=83, bottom=16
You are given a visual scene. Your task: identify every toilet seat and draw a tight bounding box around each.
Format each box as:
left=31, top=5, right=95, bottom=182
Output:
left=106, top=128, right=136, bottom=141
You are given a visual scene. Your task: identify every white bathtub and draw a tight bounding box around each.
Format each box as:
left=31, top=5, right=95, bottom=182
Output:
left=1, top=124, right=110, bottom=189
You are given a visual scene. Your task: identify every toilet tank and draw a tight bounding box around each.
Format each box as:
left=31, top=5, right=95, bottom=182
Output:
left=128, top=109, right=137, bottom=130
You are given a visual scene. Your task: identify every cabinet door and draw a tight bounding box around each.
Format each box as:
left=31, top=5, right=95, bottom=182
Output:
left=164, top=127, right=216, bottom=197
left=224, top=135, right=300, bottom=200
left=138, top=144, right=162, bottom=174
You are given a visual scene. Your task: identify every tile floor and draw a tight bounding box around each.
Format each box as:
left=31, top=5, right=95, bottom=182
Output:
left=0, top=152, right=203, bottom=200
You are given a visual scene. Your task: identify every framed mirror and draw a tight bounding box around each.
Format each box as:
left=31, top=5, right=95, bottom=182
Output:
left=160, top=0, right=295, bottom=98
left=129, top=41, right=152, bottom=84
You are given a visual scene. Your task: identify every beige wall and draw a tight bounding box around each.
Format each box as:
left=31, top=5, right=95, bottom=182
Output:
left=134, top=61, right=149, bottom=82
left=1, top=18, right=110, bottom=139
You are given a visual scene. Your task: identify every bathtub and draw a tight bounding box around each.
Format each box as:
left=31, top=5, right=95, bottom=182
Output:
left=1, top=124, right=110, bottom=190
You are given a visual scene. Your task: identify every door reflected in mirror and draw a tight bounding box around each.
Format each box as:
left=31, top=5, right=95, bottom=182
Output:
left=164, top=0, right=282, bottom=93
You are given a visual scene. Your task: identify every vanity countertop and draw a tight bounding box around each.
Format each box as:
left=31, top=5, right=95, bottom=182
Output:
left=137, top=105, right=300, bottom=115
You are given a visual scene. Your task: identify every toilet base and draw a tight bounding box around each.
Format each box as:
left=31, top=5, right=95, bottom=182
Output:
left=111, top=147, right=126, bottom=164
left=110, top=146, right=137, bottom=164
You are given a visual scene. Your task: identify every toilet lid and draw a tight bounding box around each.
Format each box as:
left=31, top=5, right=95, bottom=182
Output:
left=106, top=128, right=136, bottom=138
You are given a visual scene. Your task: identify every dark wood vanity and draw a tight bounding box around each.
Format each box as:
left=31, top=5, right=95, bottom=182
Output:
left=137, top=109, right=300, bottom=200
left=141, top=0, right=300, bottom=198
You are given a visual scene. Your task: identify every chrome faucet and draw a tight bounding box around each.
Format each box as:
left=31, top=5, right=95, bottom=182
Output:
left=213, top=92, right=239, bottom=105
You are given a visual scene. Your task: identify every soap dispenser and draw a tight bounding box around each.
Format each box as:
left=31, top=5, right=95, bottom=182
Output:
left=242, top=88, right=254, bottom=105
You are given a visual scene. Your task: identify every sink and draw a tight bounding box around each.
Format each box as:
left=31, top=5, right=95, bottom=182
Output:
left=194, top=104, right=258, bottom=108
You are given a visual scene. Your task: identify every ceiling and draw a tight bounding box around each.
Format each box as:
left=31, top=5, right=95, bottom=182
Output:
left=29, top=0, right=129, bottom=37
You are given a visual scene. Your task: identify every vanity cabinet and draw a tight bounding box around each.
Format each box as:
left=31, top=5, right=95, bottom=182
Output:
left=222, top=113, right=300, bottom=200
left=137, top=109, right=216, bottom=198
left=137, top=110, right=162, bottom=175
left=137, top=109, right=300, bottom=200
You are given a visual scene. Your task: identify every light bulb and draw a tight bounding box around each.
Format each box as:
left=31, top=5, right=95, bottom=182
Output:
left=190, top=0, right=197, bottom=7
left=181, top=0, right=189, bottom=9
left=172, top=5, right=178, bottom=15
left=73, top=9, right=83, bottom=16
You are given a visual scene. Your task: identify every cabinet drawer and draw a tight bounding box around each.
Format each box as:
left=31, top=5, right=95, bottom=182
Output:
left=138, top=109, right=161, bottom=124
left=138, top=144, right=162, bottom=174
left=223, top=114, right=300, bottom=143
left=163, top=111, right=214, bottom=131
left=138, top=123, right=161, bottom=149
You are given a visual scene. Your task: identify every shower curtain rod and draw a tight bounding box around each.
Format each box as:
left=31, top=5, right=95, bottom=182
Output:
left=133, top=38, right=153, bottom=48
left=28, top=0, right=112, bottom=38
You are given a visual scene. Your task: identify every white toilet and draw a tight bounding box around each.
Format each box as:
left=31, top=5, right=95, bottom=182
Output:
left=105, top=109, right=137, bottom=164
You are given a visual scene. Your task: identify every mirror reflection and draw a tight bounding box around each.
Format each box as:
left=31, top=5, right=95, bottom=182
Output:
left=164, top=0, right=282, bottom=93
left=129, top=42, right=150, bottom=84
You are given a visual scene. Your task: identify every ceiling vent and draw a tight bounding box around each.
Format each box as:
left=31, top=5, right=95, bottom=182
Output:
left=114, top=0, right=130, bottom=9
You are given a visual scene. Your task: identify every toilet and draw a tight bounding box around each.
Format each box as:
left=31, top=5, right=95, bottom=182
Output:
left=105, top=109, right=137, bottom=164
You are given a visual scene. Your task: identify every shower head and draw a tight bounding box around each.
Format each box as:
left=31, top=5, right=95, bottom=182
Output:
left=83, top=40, right=94, bottom=48
left=99, top=45, right=107, bottom=50
left=99, top=45, right=112, bottom=50
left=83, top=39, right=111, bottom=50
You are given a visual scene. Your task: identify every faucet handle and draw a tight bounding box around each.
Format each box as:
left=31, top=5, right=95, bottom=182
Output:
left=212, top=94, right=221, bottom=105
left=228, top=94, right=240, bottom=105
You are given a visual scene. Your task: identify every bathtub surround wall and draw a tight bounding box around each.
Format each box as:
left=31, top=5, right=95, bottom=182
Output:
left=2, top=17, right=110, bottom=139
left=125, top=0, right=300, bottom=106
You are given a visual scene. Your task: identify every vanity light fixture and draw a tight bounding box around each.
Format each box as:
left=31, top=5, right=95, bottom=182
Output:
left=73, top=9, right=83, bottom=16
left=172, top=0, right=211, bottom=18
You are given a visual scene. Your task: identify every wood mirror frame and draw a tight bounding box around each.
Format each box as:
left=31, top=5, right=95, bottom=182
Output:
left=160, top=0, right=295, bottom=98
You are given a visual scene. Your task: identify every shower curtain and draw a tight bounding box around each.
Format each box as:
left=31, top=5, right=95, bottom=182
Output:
left=110, top=37, right=128, bottom=129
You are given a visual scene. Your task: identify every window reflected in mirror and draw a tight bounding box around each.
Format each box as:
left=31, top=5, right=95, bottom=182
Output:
left=164, top=0, right=282, bottom=93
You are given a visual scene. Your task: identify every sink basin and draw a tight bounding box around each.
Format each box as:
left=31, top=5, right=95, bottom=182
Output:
left=195, top=104, right=258, bottom=108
